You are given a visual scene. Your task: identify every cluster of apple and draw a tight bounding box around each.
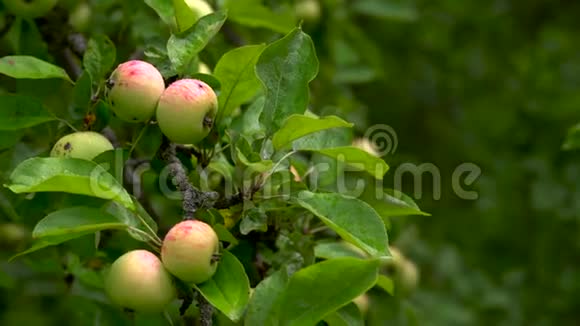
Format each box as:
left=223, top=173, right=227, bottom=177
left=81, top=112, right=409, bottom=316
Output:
left=47, top=59, right=222, bottom=312
left=50, top=59, right=217, bottom=159
left=105, top=220, right=220, bottom=312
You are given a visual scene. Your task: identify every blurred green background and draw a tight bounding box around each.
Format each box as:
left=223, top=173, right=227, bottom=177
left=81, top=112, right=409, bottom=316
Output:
left=327, top=1, right=580, bottom=324
left=2, top=0, right=580, bottom=325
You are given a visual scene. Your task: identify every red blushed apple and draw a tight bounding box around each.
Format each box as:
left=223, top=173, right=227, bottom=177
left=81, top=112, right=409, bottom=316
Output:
left=107, top=60, right=165, bottom=123
left=161, top=220, right=220, bottom=284
left=155, top=79, right=218, bottom=144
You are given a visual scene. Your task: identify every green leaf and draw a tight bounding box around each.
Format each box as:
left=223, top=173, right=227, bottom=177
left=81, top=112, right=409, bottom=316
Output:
left=230, top=96, right=265, bottom=137
left=245, top=269, right=288, bottom=326
left=563, top=122, right=580, bottom=150
left=11, top=233, right=85, bottom=261
left=292, top=127, right=353, bottom=151
left=273, top=115, right=353, bottom=149
left=0, top=95, right=55, bottom=130
left=351, top=0, right=418, bottom=21
left=102, top=200, right=158, bottom=242
left=195, top=251, right=250, bottom=322
left=223, top=0, right=295, bottom=33
left=213, top=224, right=238, bottom=248
left=72, top=72, right=93, bottom=112
left=6, top=157, right=134, bottom=210
left=305, top=146, right=389, bottom=180
left=11, top=207, right=126, bottom=260
left=167, top=11, right=227, bottom=75
left=240, top=206, right=268, bottom=235
left=33, top=206, right=126, bottom=238
left=314, top=241, right=367, bottom=260
left=324, top=303, right=364, bottom=326
left=83, top=35, right=116, bottom=85
left=362, top=188, right=429, bottom=218
left=0, top=130, right=24, bottom=150
left=376, top=274, right=395, bottom=295
left=214, top=44, right=266, bottom=127
left=279, top=258, right=380, bottom=326
left=172, top=0, right=198, bottom=33
left=257, top=28, right=319, bottom=135
left=295, top=191, right=388, bottom=257
left=144, top=0, right=175, bottom=25
left=235, top=147, right=273, bottom=173
left=0, top=56, right=72, bottom=82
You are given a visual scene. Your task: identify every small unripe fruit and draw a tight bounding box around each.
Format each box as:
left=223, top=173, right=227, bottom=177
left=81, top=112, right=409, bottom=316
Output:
left=352, top=138, right=380, bottom=157
left=69, top=2, right=91, bottom=32
left=107, top=60, right=165, bottom=123
left=353, top=293, right=369, bottom=315
left=2, top=0, right=58, bottom=19
left=198, top=62, right=211, bottom=74
left=105, top=250, right=176, bottom=312
left=382, top=246, right=419, bottom=295
left=50, top=131, right=113, bottom=160
left=156, top=79, right=218, bottom=144
left=398, top=259, right=419, bottom=294
left=185, top=0, right=213, bottom=20
left=295, top=0, right=321, bottom=23
left=161, top=220, right=220, bottom=284
left=0, top=223, right=30, bottom=250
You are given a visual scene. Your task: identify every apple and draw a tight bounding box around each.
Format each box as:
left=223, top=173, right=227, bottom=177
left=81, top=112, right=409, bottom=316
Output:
left=161, top=220, right=220, bottom=284
left=295, top=0, right=320, bottom=23
left=105, top=250, right=176, bottom=312
left=155, top=79, right=218, bottom=144
left=398, top=259, right=419, bottom=294
left=68, top=2, right=90, bottom=32
left=353, top=293, right=369, bottom=315
left=198, top=62, right=211, bottom=74
left=2, top=0, right=58, bottom=19
left=107, top=60, right=165, bottom=123
left=185, top=0, right=213, bottom=21
left=0, top=223, right=30, bottom=250
left=382, top=246, right=420, bottom=295
left=352, top=138, right=380, bottom=157
left=50, top=131, right=113, bottom=160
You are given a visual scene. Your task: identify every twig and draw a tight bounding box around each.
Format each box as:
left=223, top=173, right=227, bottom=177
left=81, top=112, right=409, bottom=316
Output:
left=160, top=137, right=219, bottom=219
left=196, top=292, right=214, bottom=326
left=213, top=192, right=244, bottom=209
left=161, top=137, right=198, bottom=219
left=175, top=144, right=203, bottom=162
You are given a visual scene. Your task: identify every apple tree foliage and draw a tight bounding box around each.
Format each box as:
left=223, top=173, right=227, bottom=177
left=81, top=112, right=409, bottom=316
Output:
left=0, top=0, right=427, bottom=325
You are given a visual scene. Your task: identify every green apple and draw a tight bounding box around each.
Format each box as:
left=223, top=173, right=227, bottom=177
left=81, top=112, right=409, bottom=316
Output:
left=156, top=79, right=218, bottom=144
left=352, top=138, right=380, bottom=157
left=381, top=246, right=420, bottom=295
left=107, top=60, right=165, bottom=123
left=198, top=62, right=211, bottom=74
left=105, top=250, right=177, bottom=312
left=0, top=223, right=30, bottom=250
left=2, top=0, right=58, bottom=19
left=353, top=293, right=369, bottom=315
left=50, top=131, right=113, bottom=160
left=161, top=220, right=220, bottom=284
left=186, top=0, right=213, bottom=21
left=69, top=2, right=90, bottom=32
left=295, top=0, right=320, bottom=23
